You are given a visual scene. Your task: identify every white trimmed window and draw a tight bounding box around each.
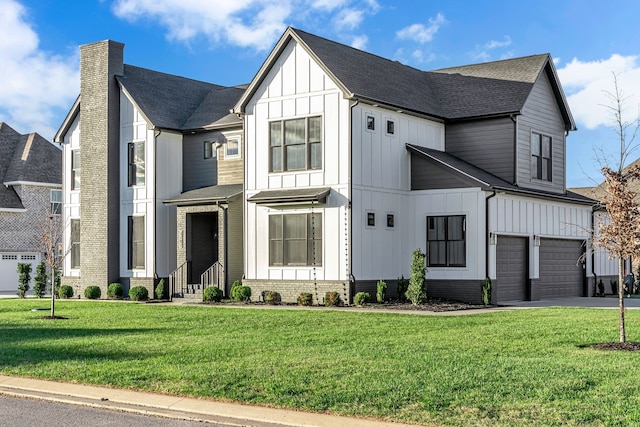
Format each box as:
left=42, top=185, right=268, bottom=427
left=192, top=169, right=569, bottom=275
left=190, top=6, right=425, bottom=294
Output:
left=50, top=189, right=62, bottom=215
left=128, top=141, right=145, bottom=186
left=70, top=219, right=80, bottom=269
left=128, top=216, right=145, bottom=269
left=71, top=150, right=80, bottom=190
left=225, top=136, right=240, bottom=159
left=269, top=116, right=322, bottom=172
left=269, top=213, right=322, bottom=266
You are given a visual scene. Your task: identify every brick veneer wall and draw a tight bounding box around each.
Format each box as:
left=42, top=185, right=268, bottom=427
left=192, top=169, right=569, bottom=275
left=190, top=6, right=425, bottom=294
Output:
left=78, top=40, right=124, bottom=297
left=242, top=279, right=351, bottom=305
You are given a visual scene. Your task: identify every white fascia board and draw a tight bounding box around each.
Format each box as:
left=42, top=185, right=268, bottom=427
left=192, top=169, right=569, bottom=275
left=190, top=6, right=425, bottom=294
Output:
left=4, top=181, right=62, bottom=188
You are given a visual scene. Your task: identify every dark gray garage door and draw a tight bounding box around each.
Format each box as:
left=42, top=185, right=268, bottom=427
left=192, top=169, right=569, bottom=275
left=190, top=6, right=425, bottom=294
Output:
left=539, top=238, right=585, bottom=298
left=496, top=236, right=528, bottom=302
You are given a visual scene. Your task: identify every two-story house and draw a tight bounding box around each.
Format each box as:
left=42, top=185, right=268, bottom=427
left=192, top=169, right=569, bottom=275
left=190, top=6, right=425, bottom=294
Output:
left=0, top=123, right=62, bottom=294
left=55, top=41, right=244, bottom=298
left=234, top=28, right=599, bottom=304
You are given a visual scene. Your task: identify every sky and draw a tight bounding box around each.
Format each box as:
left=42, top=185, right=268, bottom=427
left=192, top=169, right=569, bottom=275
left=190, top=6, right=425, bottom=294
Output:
left=2, top=0, right=640, bottom=188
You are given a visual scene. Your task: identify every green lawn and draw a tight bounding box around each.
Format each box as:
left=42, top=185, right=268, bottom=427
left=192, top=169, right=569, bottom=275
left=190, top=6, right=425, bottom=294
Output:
left=1, top=300, right=639, bottom=426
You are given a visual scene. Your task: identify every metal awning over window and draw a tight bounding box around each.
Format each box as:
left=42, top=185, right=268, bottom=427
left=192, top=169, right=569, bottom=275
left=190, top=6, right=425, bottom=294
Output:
left=247, top=187, right=331, bottom=205
left=163, top=183, right=243, bottom=206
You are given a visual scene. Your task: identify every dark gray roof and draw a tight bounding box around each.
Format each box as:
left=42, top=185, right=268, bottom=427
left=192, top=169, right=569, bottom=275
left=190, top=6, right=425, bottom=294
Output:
left=116, top=65, right=243, bottom=131
left=407, top=144, right=595, bottom=205
left=247, top=187, right=331, bottom=204
left=0, top=122, right=61, bottom=209
left=164, top=183, right=243, bottom=206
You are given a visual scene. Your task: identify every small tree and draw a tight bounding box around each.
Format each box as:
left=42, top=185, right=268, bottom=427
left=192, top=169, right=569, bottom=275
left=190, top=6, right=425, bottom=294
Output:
left=33, top=261, right=48, bottom=298
left=17, top=263, right=32, bottom=298
left=406, top=248, right=426, bottom=305
left=35, top=211, right=67, bottom=318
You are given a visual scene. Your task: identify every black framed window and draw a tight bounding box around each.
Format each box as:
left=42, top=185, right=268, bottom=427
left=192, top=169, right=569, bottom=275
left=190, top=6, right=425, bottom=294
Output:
left=387, top=214, right=394, bottom=228
left=128, top=216, right=145, bottom=269
left=128, top=142, right=145, bottom=186
left=269, top=116, right=322, bottom=172
left=367, top=212, right=375, bottom=227
left=70, top=219, right=80, bottom=269
left=269, top=213, right=322, bottom=266
left=386, top=120, right=395, bottom=134
left=366, top=115, right=375, bottom=130
left=427, top=215, right=466, bottom=267
left=531, top=133, right=552, bottom=181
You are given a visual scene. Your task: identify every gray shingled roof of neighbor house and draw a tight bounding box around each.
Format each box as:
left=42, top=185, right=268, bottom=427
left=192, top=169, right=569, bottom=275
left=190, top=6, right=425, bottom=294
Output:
left=0, top=122, right=61, bottom=210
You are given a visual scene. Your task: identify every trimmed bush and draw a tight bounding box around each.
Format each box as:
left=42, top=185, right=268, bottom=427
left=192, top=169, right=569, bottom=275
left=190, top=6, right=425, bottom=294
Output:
left=325, top=291, right=341, bottom=307
left=107, top=282, right=124, bottom=299
left=155, top=279, right=166, bottom=300
left=58, top=285, right=73, bottom=299
left=406, top=248, right=426, bottom=305
left=17, top=262, right=32, bottom=299
left=203, top=286, right=223, bottom=303
left=263, top=290, right=279, bottom=304
left=129, top=286, right=149, bottom=301
left=231, top=280, right=242, bottom=294
left=354, top=291, right=370, bottom=306
left=397, top=275, right=408, bottom=302
left=376, top=279, right=387, bottom=304
left=84, top=285, right=101, bottom=300
left=482, top=277, right=492, bottom=306
left=33, top=261, right=47, bottom=298
left=231, top=285, right=251, bottom=302
left=298, top=292, right=313, bottom=306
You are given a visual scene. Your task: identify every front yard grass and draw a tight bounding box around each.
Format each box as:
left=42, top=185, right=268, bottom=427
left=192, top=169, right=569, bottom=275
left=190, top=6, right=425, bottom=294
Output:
left=1, top=300, right=640, bottom=426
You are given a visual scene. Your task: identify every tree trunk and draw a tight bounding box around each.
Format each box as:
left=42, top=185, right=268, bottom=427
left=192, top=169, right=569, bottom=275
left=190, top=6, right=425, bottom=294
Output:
left=619, top=257, right=626, bottom=343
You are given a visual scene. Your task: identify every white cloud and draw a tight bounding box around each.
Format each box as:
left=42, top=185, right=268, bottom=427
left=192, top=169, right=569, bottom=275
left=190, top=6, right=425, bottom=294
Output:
left=484, top=36, right=511, bottom=50
left=474, top=36, right=512, bottom=61
left=396, top=13, right=446, bottom=44
left=334, top=8, right=363, bottom=30
left=312, top=0, right=348, bottom=10
left=0, top=0, right=79, bottom=140
left=557, top=55, right=640, bottom=130
left=350, top=34, right=367, bottom=50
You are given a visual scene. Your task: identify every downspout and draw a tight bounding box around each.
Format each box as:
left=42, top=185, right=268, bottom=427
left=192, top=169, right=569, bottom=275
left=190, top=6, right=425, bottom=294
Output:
left=591, top=207, right=597, bottom=297
left=510, top=114, right=517, bottom=185
left=348, top=99, right=359, bottom=298
left=485, top=190, right=497, bottom=281
left=154, top=128, right=162, bottom=286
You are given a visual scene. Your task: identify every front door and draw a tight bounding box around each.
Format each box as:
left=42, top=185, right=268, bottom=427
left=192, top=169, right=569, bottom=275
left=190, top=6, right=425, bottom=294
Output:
left=186, top=212, right=218, bottom=283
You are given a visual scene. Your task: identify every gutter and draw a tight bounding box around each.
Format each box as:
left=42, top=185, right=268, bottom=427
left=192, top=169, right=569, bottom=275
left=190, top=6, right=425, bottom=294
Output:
left=154, top=127, right=162, bottom=283
left=348, top=99, right=358, bottom=295
left=485, top=190, right=497, bottom=281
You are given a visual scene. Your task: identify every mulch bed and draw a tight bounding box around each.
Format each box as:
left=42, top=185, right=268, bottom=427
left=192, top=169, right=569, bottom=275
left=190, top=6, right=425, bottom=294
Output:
left=588, top=342, right=640, bottom=351
left=359, top=298, right=487, bottom=312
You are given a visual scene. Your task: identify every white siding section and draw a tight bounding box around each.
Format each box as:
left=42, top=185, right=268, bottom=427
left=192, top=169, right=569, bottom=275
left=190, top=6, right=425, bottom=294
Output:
left=592, top=211, right=619, bottom=277
left=62, top=114, right=81, bottom=277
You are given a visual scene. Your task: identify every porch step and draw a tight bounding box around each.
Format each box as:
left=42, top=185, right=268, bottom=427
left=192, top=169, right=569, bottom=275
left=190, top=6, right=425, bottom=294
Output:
left=172, top=283, right=204, bottom=301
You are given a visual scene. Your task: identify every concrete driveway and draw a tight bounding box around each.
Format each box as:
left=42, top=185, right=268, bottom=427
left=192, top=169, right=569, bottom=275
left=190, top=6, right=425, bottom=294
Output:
left=500, top=295, right=640, bottom=308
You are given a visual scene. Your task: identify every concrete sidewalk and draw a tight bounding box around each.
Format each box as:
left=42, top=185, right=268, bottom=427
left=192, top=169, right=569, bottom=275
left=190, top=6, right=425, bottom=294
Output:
left=0, top=375, right=420, bottom=427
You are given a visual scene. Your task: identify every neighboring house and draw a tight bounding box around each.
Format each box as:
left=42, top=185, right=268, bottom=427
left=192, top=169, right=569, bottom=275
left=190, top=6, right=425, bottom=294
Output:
left=234, top=28, right=598, bottom=304
left=54, top=40, right=245, bottom=298
left=0, top=122, right=62, bottom=293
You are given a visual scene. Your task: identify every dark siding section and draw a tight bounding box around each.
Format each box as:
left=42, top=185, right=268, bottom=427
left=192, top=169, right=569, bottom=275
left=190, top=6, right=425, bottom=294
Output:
left=411, top=153, right=480, bottom=190
left=182, top=133, right=219, bottom=191
left=355, top=278, right=482, bottom=304
left=445, top=117, right=515, bottom=183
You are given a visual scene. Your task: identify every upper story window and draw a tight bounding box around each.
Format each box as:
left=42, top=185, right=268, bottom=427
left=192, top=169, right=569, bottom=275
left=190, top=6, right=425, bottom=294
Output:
left=203, top=141, right=215, bottom=159
left=50, top=189, right=62, bottom=215
left=269, top=213, right=322, bottom=267
left=386, top=120, right=395, bottom=135
left=269, top=116, right=322, bottom=172
left=427, top=215, right=466, bottom=267
left=531, top=132, right=552, bottom=181
left=128, top=141, right=145, bottom=186
left=225, top=136, right=240, bottom=159
left=71, top=150, right=80, bottom=190
left=366, top=115, right=375, bottom=130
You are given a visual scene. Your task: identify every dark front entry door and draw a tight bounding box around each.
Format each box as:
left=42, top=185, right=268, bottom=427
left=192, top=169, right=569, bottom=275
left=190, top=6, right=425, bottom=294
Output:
left=186, top=212, right=218, bottom=283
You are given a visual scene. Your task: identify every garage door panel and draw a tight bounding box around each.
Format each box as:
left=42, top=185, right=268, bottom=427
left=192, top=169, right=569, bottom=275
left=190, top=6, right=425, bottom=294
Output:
left=0, top=253, right=39, bottom=293
left=539, top=239, right=584, bottom=298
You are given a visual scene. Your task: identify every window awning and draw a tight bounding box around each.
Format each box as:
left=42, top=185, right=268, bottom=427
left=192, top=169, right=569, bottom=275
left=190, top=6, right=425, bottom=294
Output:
left=164, top=183, right=243, bottom=206
left=247, top=187, right=331, bottom=204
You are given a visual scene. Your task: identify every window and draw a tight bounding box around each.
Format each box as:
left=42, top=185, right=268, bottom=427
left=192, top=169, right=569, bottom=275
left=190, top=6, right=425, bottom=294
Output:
left=387, top=214, right=395, bottom=228
left=128, top=216, right=145, bottom=269
left=50, top=189, right=62, bottom=215
left=269, top=213, right=322, bottom=266
left=386, top=120, right=395, bottom=135
left=225, top=137, right=240, bottom=158
left=204, top=141, right=214, bottom=159
left=269, top=116, right=322, bottom=172
left=128, top=142, right=145, bottom=186
left=531, top=133, right=552, bottom=181
left=71, top=150, right=80, bottom=190
left=367, top=212, right=375, bottom=227
left=427, top=215, right=466, bottom=267
left=21, top=255, right=36, bottom=260
left=70, top=219, right=80, bottom=269
left=366, top=115, right=375, bottom=130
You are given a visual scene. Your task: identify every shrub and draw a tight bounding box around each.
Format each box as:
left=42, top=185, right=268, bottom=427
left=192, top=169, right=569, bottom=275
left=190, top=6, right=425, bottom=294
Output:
left=397, top=275, right=408, bottom=301
left=84, top=285, right=101, bottom=299
left=325, top=291, right=341, bottom=307
left=33, top=261, right=48, bottom=298
left=231, top=280, right=242, bottom=294
left=129, top=286, right=149, bottom=301
left=597, top=279, right=605, bottom=296
left=354, top=291, right=370, bottom=306
left=17, top=262, right=32, bottom=299
left=58, top=285, right=74, bottom=299
left=232, top=285, right=251, bottom=302
left=203, top=286, right=223, bottom=302
left=155, top=279, right=166, bottom=300
left=263, top=290, right=279, bottom=304
left=611, top=279, right=618, bottom=295
left=406, top=248, right=426, bottom=305
left=298, top=292, right=313, bottom=306
left=107, top=283, right=124, bottom=299
left=482, top=277, right=492, bottom=306
left=376, top=279, right=387, bottom=304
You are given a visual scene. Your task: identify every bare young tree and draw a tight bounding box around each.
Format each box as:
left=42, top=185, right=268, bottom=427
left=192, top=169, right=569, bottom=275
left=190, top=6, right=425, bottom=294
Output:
left=34, top=209, right=66, bottom=319
left=592, top=73, right=640, bottom=343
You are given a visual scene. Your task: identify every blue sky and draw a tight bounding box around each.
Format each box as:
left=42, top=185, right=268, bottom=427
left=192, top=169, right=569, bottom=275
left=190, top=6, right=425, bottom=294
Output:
left=2, top=0, right=640, bottom=187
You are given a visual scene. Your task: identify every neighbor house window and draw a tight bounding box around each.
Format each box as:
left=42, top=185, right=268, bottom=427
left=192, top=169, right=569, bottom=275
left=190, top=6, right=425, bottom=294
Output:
left=225, top=136, right=240, bottom=158
left=71, top=150, right=80, bottom=190
left=204, top=141, right=214, bottom=159
left=366, top=115, right=375, bottom=130
left=50, top=189, right=62, bottom=215
left=386, top=120, right=395, bottom=135
left=269, top=116, right=322, bottom=172
left=128, top=216, right=145, bottom=269
left=427, top=215, right=466, bottom=267
left=531, top=132, right=552, bottom=181
left=70, top=219, right=80, bottom=269
left=269, top=213, right=322, bottom=266
left=128, top=141, right=145, bottom=186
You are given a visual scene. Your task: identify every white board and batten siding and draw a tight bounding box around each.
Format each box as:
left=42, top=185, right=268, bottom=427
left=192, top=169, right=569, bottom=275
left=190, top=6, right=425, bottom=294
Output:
left=487, top=193, right=592, bottom=280
left=592, top=211, right=619, bottom=277
left=118, top=93, right=181, bottom=278
left=62, top=114, right=81, bottom=278
left=244, top=39, right=350, bottom=281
